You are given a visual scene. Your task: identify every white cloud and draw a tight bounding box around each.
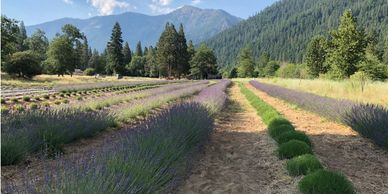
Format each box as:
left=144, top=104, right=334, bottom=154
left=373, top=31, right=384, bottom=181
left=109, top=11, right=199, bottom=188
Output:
left=87, top=0, right=130, bottom=16
left=191, top=0, right=201, bottom=5
left=149, top=0, right=176, bottom=14
left=63, top=0, right=73, bottom=5
left=152, top=0, right=174, bottom=6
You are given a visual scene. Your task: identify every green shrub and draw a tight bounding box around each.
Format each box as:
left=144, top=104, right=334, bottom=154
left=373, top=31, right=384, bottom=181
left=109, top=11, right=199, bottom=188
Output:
left=83, top=68, right=96, bottom=76
left=34, top=96, right=41, bottom=101
left=1, top=98, right=6, bottom=104
left=278, top=140, right=312, bottom=159
left=59, top=94, right=65, bottom=97
left=62, top=99, right=69, bottom=104
left=77, top=96, right=83, bottom=101
left=286, top=154, right=322, bottom=176
left=268, top=117, right=292, bottom=130
left=29, top=103, right=39, bottom=110
left=299, top=170, right=355, bottom=194
left=42, top=102, right=50, bottom=107
left=14, top=105, right=24, bottom=112
left=1, top=107, right=10, bottom=114
left=276, top=130, right=312, bottom=146
left=268, top=124, right=295, bottom=139
left=11, top=98, right=18, bottom=103
left=54, top=101, right=61, bottom=105
left=43, top=94, right=50, bottom=99
left=22, top=96, right=31, bottom=102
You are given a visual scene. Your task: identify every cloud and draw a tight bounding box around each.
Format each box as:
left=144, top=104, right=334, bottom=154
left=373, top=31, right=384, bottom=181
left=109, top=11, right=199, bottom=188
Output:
left=191, top=0, right=202, bottom=5
left=63, top=0, right=73, bottom=5
left=87, top=0, right=130, bottom=16
left=149, top=0, right=176, bottom=14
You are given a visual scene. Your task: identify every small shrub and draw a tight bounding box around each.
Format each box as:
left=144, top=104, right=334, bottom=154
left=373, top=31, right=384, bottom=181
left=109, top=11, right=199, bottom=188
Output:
left=1, top=98, right=6, bottom=104
left=83, top=68, right=95, bottom=76
left=1, top=107, right=10, bottom=114
left=77, top=96, right=83, bottom=101
left=277, top=140, right=312, bottom=159
left=11, top=98, right=18, bottom=103
left=276, top=130, right=312, bottom=146
left=268, top=124, right=295, bottom=139
left=54, top=101, right=61, bottom=105
left=34, top=96, right=41, bottom=101
left=14, top=105, right=25, bottom=112
left=42, top=102, right=50, bottom=107
left=29, top=103, right=39, bottom=110
left=299, top=170, right=355, bottom=194
left=43, top=94, right=50, bottom=99
left=286, top=154, right=322, bottom=176
left=59, top=94, right=65, bottom=97
left=268, top=117, right=292, bottom=130
left=62, top=99, right=69, bottom=104
left=23, top=96, right=31, bottom=102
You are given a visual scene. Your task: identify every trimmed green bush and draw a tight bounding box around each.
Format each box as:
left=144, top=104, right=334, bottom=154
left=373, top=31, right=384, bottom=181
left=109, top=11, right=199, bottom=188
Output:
left=286, top=154, right=322, bottom=176
left=14, top=105, right=24, bottom=112
left=43, top=94, right=50, bottom=99
left=29, top=103, right=39, bottom=110
left=299, top=170, right=355, bottom=194
left=22, top=96, right=31, bottom=102
left=277, top=130, right=312, bottom=146
left=59, top=94, right=65, bottom=97
left=268, top=124, right=295, bottom=139
left=34, top=96, right=41, bottom=101
left=278, top=140, right=312, bottom=159
left=77, top=96, right=83, bottom=101
left=54, top=101, right=61, bottom=105
left=62, top=99, right=69, bottom=104
left=11, top=98, right=18, bottom=103
left=268, top=117, right=292, bottom=130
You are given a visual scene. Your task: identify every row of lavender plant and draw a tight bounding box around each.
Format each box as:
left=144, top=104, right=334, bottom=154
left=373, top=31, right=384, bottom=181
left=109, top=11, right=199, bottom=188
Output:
left=1, top=82, right=205, bottom=166
left=4, top=80, right=231, bottom=193
left=249, top=80, right=388, bottom=150
left=194, top=80, right=231, bottom=114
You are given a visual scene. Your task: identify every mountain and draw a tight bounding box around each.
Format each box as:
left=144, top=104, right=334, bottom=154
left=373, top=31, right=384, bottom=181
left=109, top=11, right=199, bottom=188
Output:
left=26, top=5, right=242, bottom=51
left=205, top=0, right=388, bottom=66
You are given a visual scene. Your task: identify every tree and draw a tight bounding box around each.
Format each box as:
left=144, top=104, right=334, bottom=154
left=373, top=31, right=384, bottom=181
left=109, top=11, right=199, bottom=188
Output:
left=190, top=44, right=217, bottom=79
left=187, top=40, right=195, bottom=61
left=145, top=46, right=158, bottom=77
left=88, top=49, right=105, bottom=73
left=325, top=10, right=367, bottom=79
left=25, top=29, right=49, bottom=61
left=176, top=24, right=190, bottom=78
left=61, top=24, right=84, bottom=70
left=135, top=41, right=143, bottom=57
left=127, top=56, right=145, bottom=76
left=3, top=51, right=41, bottom=78
left=236, top=46, right=255, bottom=78
left=80, top=38, right=91, bottom=69
left=255, top=53, right=270, bottom=77
left=264, top=61, right=280, bottom=77
left=1, top=15, right=20, bottom=64
left=17, top=21, right=28, bottom=51
left=304, top=35, right=329, bottom=77
left=44, top=35, right=75, bottom=76
left=122, top=41, right=132, bottom=65
left=157, top=23, right=179, bottom=77
left=106, top=22, right=125, bottom=75
left=383, top=36, right=388, bottom=65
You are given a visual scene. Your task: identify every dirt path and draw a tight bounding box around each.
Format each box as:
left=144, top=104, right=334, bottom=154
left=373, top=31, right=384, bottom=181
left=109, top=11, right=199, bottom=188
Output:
left=178, top=83, right=298, bottom=194
left=246, top=83, right=388, bottom=194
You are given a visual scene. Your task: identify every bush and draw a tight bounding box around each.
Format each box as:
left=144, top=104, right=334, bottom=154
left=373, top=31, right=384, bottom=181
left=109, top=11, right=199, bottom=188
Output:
left=42, top=102, right=50, bottom=107
left=54, top=101, right=61, bottom=105
left=59, top=94, right=65, bottom=97
left=23, top=96, right=31, bottom=102
left=276, top=63, right=310, bottom=79
left=11, top=98, right=18, bottom=103
left=1, top=98, right=6, bottom=104
left=299, top=170, right=355, bottom=194
left=14, top=105, right=24, bottom=112
left=277, top=140, right=312, bottom=159
left=77, top=96, right=82, bottom=101
left=84, top=68, right=96, bottom=76
left=276, top=130, right=312, bottom=146
left=29, top=103, right=39, bottom=110
left=62, top=99, right=69, bottom=104
left=43, top=94, right=50, bottom=99
left=286, top=154, right=322, bottom=176
left=34, top=96, right=41, bottom=101
left=268, top=124, right=295, bottom=139
left=1, top=107, right=10, bottom=114
left=3, top=51, right=42, bottom=78
left=268, top=117, right=293, bottom=130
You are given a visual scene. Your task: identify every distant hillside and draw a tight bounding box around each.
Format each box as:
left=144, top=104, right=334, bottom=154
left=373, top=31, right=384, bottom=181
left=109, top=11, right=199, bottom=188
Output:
left=26, top=5, right=242, bottom=51
left=205, top=0, right=388, bottom=66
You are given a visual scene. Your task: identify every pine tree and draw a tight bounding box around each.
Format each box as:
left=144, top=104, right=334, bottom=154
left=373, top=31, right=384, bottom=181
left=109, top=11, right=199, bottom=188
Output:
left=187, top=40, right=195, bottom=61
left=304, top=35, right=329, bottom=77
left=143, top=46, right=149, bottom=56
left=122, top=41, right=132, bottom=65
left=383, top=36, right=388, bottom=65
left=190, top=43, right=217, bottom=79
left=236, top=46, right=255, bottom=78
left=17, top=21, right=28, bottom=51
left=325, top=10, right=367, bottom=79
left=135, top=41, right=143, bottom=56
left=25, top=29, right=49, bottom=61
left=81, top=38, right=91, bottom=69
left=145, top=46, right=159, bottom=77
left=106, top=22, right=125, bottom=75
left=255, top=53, right=270, bottom=77
left=177, top=24, right=190, bottom=78
left=157, top=23, right=179, bottom=77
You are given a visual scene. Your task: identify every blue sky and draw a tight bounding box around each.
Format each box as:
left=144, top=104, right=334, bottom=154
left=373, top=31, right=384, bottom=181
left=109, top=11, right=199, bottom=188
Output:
left=2, top=0, right=278, bottom=25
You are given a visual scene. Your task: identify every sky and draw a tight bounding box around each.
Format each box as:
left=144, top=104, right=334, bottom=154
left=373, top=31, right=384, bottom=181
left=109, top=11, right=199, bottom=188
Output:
left=1, top=0, right=278, bottom=25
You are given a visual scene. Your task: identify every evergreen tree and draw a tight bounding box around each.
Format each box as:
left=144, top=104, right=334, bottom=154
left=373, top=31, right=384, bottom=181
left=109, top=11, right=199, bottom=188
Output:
left=145, top=46, right=159, bottom=77
left=304, top=35, right=329, bottom=77
left=127, top=56, right=145, bottom=76
left=17, top=21, right=28, bottom=51
left=255, top=53, right=270, bottom=77
left=264, top=61, right=280, bottom=77
left=383, top=36, right=388, bottom=65
left=88, top=49, right=104, bottom=73
left=122, top=41, right=132, bottom=65
left=190, top=43, right=217, bottom=79
left=143, top=46, right=149, bottom=56
left=106, top=22, right=125, bottom=75
left=177, top=24, right=190, bottom=78
left=187, top=40, right=195, bottom=61
left=157, top=23, right=179, bottom=77
left=236, top=46, right=255, bottom=78
left=325, top=10, right=367, bottom=79
left=135, top=41, right=143, bottom=56
left=81, top=38, right=91, bottom=69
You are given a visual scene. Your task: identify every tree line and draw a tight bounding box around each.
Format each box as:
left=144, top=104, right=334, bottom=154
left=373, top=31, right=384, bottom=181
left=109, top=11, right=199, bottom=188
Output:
left=1, top=15, right=218, bottom=79
left=226, top=10, right=388, bottom=81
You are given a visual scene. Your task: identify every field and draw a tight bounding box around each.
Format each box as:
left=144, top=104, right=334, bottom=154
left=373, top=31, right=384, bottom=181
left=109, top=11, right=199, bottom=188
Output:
left=1, top=76, right=388, bottom=194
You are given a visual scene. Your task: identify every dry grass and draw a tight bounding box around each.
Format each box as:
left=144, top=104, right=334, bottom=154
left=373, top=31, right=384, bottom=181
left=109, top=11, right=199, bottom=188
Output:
left=1, top=73, right=158, bottom=88
left=257, top=78, right=388, bottom=107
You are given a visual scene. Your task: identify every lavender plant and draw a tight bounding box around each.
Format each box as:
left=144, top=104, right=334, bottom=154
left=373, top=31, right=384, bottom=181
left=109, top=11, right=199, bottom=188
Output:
left=194, top=80, right=231, bottom=114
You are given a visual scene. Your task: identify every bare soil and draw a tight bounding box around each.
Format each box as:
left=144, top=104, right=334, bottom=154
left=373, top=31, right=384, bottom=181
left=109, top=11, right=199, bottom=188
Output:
left=178, top=83, right=298, bottom=194
left=246, top=83, right=388, bottom=194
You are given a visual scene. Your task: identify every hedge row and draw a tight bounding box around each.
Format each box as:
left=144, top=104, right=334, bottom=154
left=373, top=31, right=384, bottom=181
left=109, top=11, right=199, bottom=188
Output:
left=239, top=82, right=355, bottom=194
